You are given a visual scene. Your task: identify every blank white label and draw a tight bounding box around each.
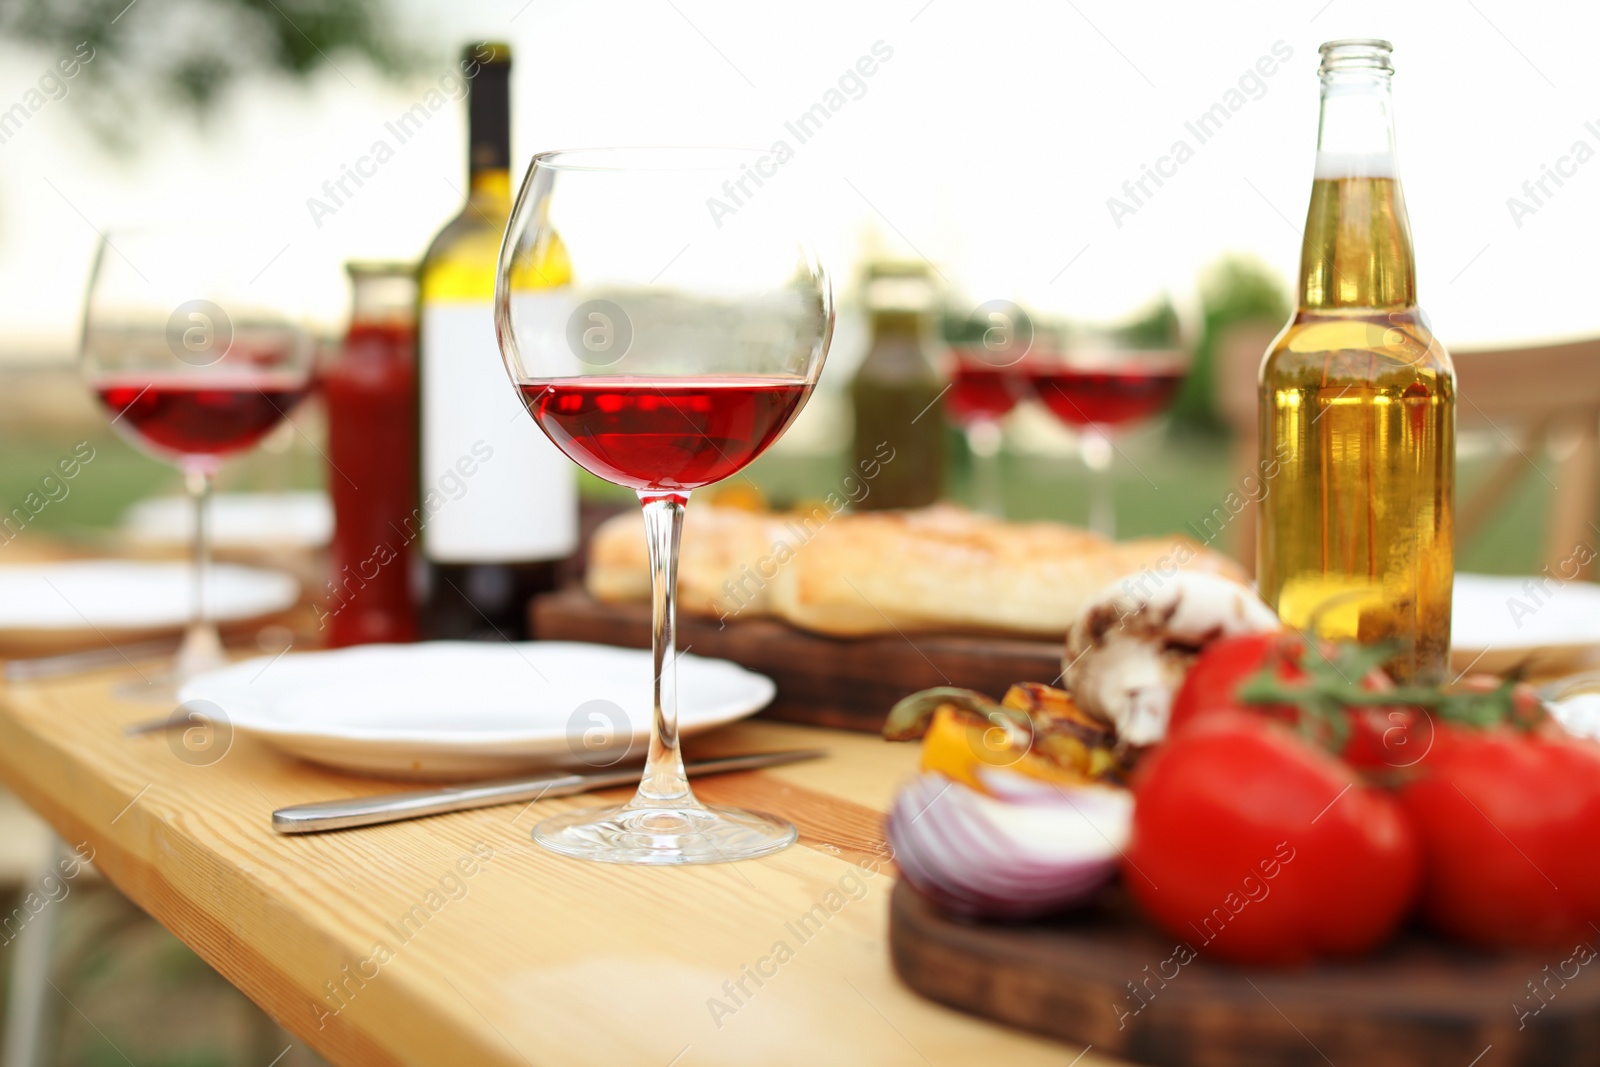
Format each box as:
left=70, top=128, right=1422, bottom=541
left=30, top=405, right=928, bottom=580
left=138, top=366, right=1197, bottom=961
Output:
left=420, top=302, right=577, bottom=562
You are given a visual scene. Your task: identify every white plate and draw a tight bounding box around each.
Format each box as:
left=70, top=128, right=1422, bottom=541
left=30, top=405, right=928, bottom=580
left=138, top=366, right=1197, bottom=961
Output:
left=1452, top=573, right=1600, bottom=674
left=177, top=642, right=776, bottom=780
left=123, top=491, right=333, bottom=549
left=0, top=560, right=298, bottom=632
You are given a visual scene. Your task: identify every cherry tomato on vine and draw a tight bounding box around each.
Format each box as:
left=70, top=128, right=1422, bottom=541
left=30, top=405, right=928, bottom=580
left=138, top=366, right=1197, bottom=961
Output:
left=1125, top=711, right=1420, bottom=966
left=1398, top=724, right=1600, bottom=949
left=1167, top=632, right=1427, bottom=769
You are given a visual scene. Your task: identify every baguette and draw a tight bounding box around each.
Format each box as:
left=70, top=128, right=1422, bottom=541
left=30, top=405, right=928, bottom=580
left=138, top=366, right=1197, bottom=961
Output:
left=585, top=504, right=1244, bottom=638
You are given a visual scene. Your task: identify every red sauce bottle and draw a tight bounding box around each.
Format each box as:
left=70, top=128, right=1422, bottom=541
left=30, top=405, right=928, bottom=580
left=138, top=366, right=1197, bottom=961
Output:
left=322, top=262, right=420, bottom=645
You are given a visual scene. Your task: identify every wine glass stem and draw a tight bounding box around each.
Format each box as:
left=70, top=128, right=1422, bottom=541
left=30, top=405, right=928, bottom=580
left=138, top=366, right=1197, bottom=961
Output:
left=1082, top=430, right=1115, bottom=539
left=635, top=490, right=693, bottom=805
left=965, top=420, right=1004, bottom=517
left=176, top=465, right=224, bottom=680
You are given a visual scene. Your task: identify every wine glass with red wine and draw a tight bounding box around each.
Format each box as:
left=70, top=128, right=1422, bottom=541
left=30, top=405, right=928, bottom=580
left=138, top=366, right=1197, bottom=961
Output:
left=81, top=228, right=314, bottom=692
left=1026, top=343, right=1187, bottom=538
left=497, top=147, right=831, bottom=865
left=946, top=303, right=1032, bottom=516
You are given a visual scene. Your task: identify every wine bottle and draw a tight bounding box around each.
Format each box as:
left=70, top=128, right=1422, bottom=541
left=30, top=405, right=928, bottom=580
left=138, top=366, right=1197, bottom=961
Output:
left=1257, top=39, right=1454, bottom=683
left=850, top=261, right=946, bottom=510
left=416, top=42, right=577, bottom=640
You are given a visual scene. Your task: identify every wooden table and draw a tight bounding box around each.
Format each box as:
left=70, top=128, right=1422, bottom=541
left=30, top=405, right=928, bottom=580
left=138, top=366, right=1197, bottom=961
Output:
left=0, top=666, right=1114, bottom=1067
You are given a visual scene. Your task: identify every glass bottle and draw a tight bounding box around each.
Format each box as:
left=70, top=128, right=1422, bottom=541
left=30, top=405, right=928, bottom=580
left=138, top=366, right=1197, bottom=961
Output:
left=1257, top=39, right=1454, bottom=683
left=323, top=262, right=420, bottom=646
left=850, top=262, right=945, bottom=510
left=416, top=42, right=577, bottom=640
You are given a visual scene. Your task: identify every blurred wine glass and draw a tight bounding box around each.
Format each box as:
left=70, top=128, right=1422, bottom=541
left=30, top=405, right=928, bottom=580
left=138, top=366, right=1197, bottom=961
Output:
left=1025, top=337, right=1188, bottom=539
left=81, top=227, right=314, bottom=696
left=945, top=301, right=1034, bottom=516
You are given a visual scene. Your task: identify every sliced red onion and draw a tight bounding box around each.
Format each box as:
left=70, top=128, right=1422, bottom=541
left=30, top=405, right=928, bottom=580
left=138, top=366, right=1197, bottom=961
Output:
left=885, top=771, right=1131, bottom=920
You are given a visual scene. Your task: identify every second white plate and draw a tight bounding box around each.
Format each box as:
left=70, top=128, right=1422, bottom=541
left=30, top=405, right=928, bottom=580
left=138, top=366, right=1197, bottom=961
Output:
left=0, top=560, right=297, bottom=636
left=177, top=641, right=776, bottom=780
left=123, top=491, right=333, bottom=549
left=1452, top=573, right=1600, bottom=674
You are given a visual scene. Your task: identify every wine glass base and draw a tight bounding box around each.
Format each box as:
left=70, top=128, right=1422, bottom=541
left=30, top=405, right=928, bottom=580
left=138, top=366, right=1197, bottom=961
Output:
left=533, top=801, right=797, bottom=865
left=111, top=627, right=230, bottom=705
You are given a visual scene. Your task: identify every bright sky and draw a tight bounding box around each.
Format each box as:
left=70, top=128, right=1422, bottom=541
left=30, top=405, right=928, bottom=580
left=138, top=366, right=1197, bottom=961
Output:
left=2, top=0, right=1597, bottom=359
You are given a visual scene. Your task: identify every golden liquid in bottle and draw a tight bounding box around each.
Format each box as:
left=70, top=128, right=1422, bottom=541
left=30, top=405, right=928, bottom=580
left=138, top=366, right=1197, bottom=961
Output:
left=1258, top=177, right=1454, bottom=683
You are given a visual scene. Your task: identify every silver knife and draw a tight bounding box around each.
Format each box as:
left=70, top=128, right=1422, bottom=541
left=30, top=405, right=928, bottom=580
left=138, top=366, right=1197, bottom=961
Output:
left=270, top=748, right=826, bottom=834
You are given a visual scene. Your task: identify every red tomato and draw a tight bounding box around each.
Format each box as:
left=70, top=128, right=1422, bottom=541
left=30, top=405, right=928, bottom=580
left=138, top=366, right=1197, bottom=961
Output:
left=1338, top=704, right=1432, bottom=770
left=1398, top=725, right=1600, bottom=949
left=1168, top=633, right=1424, bottom=769
left=1168, top=632, right=1301, bottom=730
left=1125, top=711, right=1420, bottom=966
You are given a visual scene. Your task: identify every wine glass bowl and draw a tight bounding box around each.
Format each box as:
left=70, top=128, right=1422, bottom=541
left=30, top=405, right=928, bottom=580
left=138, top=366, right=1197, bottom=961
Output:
left=1025, top=348, right=1187, bottom=430
left=946, top=351, right=1022, bottom=426
left=84, top=231, right=315, bottom=471
left=497, top=147, right=831, bottom=864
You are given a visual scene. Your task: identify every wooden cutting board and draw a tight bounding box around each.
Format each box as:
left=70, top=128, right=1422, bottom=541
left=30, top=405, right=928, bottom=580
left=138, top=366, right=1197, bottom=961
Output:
left=889, top=880, right=1600, bottom=1067
left=530, top=589, right=1063, bottom=733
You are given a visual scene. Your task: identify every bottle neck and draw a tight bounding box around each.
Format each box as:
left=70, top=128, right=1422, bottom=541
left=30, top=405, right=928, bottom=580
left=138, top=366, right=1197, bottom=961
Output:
left=467, top=61, right=511, bottom=189
left=1298, top=69, right=1416, bottom=310
left=1314, top=65, right=1399, bottom=178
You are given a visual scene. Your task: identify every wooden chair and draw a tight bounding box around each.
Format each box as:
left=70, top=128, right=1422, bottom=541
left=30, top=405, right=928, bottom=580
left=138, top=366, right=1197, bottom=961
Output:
left=1215, top=326, right=1600, bottom=580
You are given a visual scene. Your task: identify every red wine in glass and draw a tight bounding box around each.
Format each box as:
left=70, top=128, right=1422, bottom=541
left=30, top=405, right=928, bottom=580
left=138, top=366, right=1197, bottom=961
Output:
left=96, top=371, right=312, bottom=461
left=947, top=362, right=1020, bottom=425
left=1028, top=364, right=1184, bottom=428
left=518, top=376, right=811, bottom=492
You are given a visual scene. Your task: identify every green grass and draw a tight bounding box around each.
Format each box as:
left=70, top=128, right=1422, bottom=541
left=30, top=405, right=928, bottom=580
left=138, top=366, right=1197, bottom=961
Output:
left=0, top=427, right=327, bottom=541
left=1455, top=451, right=1564, bottom=575
left=746, top=426, right=1551, bottom=575
left=0, top=433, right=170, bottom=534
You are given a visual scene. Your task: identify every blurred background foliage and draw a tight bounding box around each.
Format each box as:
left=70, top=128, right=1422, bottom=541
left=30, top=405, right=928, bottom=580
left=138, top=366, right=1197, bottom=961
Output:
left=1171, top=256, right=1290, bottom=437
left=1, top=0, right=417, bottom=151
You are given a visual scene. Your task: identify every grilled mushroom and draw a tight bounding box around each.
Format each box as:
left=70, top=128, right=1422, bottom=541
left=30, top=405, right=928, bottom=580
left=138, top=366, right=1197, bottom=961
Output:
left=1063, top=571, right=1280, bottom=746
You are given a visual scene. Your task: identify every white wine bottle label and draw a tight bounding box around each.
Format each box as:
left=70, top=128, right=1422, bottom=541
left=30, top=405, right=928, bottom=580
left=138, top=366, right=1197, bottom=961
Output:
left=420, top=302, right=577, bottom=563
